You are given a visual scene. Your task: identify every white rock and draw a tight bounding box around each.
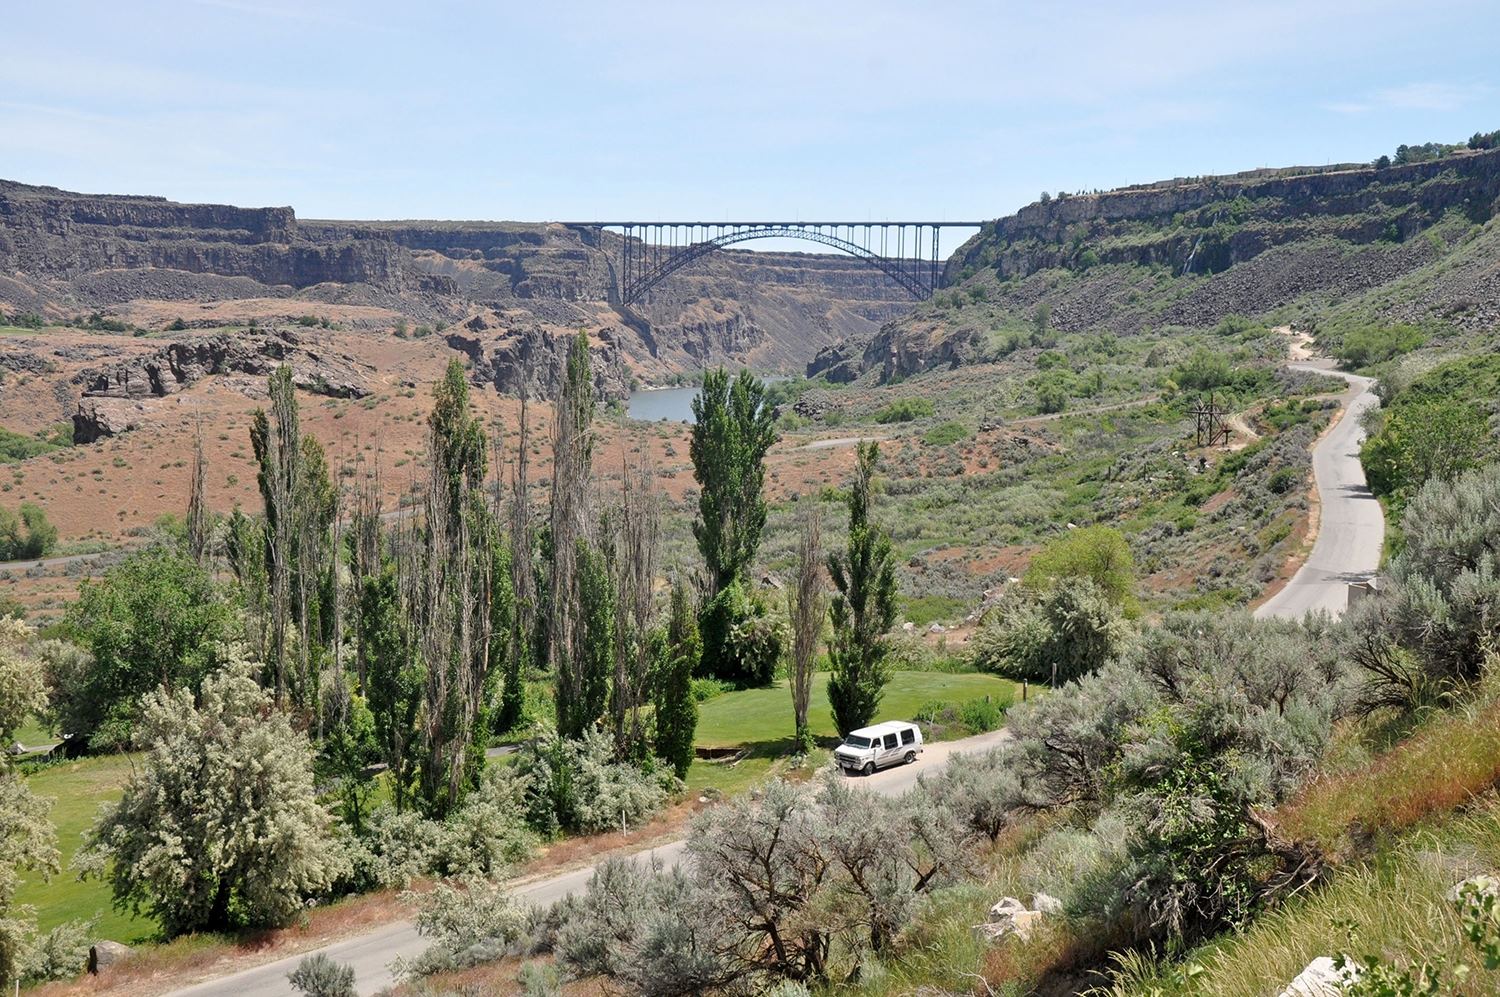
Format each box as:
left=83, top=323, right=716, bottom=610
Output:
left=1447, top=874, right=1500, bottom=903
left=987, top=896, right=1027, bottom=922
left=1032, top=891, right=1064, bottom=915
left=973, top=909, right=1045, bottom=943
left=928, top=623, right=946, bottom=634
left=901, top=621, right=915, bottom=633
left=1277, top=956, right=1360, bottom=997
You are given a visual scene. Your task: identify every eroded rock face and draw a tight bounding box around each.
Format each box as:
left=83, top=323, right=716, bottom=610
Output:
left=77, top=329, right=372, bottom=401
left=72, top=397, right=151, bottom=443
left=446, top=326, right=631, bottom=401
left=71, top=329, right=373, bottom=442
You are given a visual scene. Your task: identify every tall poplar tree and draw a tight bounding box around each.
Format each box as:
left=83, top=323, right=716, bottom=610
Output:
left=654, top=584, right=699, bottom=779
left=689, top=368, right=778, bottom=596
left=826, top=441, right=898, bottom=737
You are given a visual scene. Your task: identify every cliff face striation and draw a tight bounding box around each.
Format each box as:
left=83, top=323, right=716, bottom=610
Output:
left=0, top=178, right=917, bottom=392
left=820, top=148, right=1500, bottom=381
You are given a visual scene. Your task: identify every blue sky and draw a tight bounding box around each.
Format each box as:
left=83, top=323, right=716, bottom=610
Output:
left=2, top=0, right=1496, bottom=227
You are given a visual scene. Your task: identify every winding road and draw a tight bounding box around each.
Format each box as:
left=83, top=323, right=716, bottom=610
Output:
left=1253, top=360, right=1384, bottom=620
left=165, top=728, right=1013, bottom=997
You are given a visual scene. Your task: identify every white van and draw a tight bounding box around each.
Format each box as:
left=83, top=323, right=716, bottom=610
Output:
left=834, top=720, right=924, bottom=775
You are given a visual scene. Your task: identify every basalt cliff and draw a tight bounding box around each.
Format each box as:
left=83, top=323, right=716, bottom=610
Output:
left=0, top=179, right=913, bottom=392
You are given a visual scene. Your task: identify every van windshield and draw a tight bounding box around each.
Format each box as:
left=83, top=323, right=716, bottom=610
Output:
left=843, top=735, right=872, bottom=749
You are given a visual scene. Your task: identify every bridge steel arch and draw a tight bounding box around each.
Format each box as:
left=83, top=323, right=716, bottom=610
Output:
left=575, top=221, right=985, bottom=306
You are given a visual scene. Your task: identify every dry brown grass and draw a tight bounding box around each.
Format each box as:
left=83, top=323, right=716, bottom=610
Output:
left=1274, top=691, right=1500, bottom=858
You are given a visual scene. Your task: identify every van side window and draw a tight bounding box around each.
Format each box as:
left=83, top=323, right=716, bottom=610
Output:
left=883, top=733, right=898, bottom=750
left=901, top=728, right=915, bottom=745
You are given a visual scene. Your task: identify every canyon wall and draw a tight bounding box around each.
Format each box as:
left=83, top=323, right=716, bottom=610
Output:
left=0, top=179, right=918, bottom=387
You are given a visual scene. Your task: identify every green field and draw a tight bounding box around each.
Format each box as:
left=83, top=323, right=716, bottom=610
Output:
left=693, top=670, right=1018, bottom=750
left=15, top=753, right=156, bottom=943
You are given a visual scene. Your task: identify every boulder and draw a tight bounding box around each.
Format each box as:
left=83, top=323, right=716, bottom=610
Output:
left=976, top=896, right=1048, bottom=943
left=73, top=397, right=151, bottom=443
left=988, top=896, right=1027, bottom=921
left=974, top=908, right=1045, bottom=943
left=88, top=940, right=133, bottom=974
left=1277, top=956, right=1360, bottom=997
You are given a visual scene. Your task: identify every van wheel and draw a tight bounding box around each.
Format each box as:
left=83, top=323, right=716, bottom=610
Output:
left=861, top=761, right=875, bottom=776
left=904, top=750, right=917, bottom=765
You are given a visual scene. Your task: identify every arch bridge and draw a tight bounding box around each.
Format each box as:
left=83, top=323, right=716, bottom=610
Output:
left=572, top=221, right=985, bottom=306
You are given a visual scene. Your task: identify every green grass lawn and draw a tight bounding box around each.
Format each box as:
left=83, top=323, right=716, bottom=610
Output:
left=15, top=753, right=157, bottom=943
left=694, top=670, right=1018, bottom=751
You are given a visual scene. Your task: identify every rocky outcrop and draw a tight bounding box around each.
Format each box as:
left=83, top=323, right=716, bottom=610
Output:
left=77, top=329, right=372, bottom=400
left=72, top=328, right=372, bottom=443
left=446, top=325, right=631, bottom=401
left=72, top=396, right=153, bottom=443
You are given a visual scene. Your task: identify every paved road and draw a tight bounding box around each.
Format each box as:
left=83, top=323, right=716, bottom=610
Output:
left=166, top=728, right=1012, bottom=997
left=1254, top=361, right=1384, bottom=621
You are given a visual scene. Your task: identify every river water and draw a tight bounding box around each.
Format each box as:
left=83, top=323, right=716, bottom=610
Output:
left=626, top=376, right=787, bottom=423
left=626, top=385, right=701, bottom=422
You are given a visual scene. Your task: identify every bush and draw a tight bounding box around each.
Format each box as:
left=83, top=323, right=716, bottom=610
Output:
left=395, top=879, right=530, bottom=979
left=873, top=398, right=934, bottom=424
left=78, top=660, right=349, bottom=936
left=288, top=954, right=356, bottom=997
left=972, top=579, right=1132, bottom=685
left=1172, top=348, right=1233, bottom=391
left=1036, top=371, right=1071, bottom=414
left=0, top=502, right=56, bottom=560
left=1335, top=324, right=1427, bottom=369
left=922, top=421, right=971, bottom=447
left=958, top=696, right=1006, bottom=733
left=21, top=917, right=95, bottom=983
left=689, top=676, right=731, bottom=702
left=551, top=857, right=726, bottom=994
left=1345, top=462, right=1500, bottom=705
left=511, top=725, right=679, bottom=837
left=697, top=579, right=784, bottom=687
left=1362, top=398, right=1493, bottom=510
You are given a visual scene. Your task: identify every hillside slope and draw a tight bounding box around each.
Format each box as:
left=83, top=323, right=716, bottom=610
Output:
left=814, top=147, right=1500, bottom=382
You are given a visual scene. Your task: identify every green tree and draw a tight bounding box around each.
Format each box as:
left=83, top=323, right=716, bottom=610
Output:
left=1024, top=524, right=1135, bottom=606
left=491, top=535, right=523, bottom=735
left=250, top=366, right=300, bottom=703
left=62, top=543, right=234, bottom=750
left=556, top=538, right=614, bottom=739
left=317, top=681, right=379, bottom=834
left=1362, top=399, right=1493, bottom=511
left=654, top=585, right=699, bottom=779
left=827, top=442, right=898, bottom=736
left=407, top=360, right=499, bottom=816
left=689, top=368, right=778, bottom=596
left=361, top=565, right=422, bottom=812
left=80, top=661, right=347, bottom=936
left=0, top=502, right=57, bottom=561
